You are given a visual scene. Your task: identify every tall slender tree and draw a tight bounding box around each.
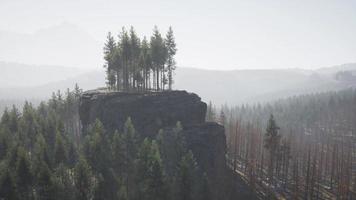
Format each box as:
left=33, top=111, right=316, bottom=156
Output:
left=102, top=26, right=176, bottom=92
left=165, top=26, right=177, bottom=90
left=264, top=114, right=281, bottom=186
left=129, top=27, right=141, bottom=89
left=74, top=157, right=94, bottom=200
left=103, top=32, right=117, bottom=90
left=119, top=28, right=131, bottom=91
left=150, top=26, right=167, bottom=90
left=15, top=147, right=33, bottom=199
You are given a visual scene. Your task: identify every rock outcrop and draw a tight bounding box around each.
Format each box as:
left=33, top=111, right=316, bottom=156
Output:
left=80, top=90, right=206, bottom=137
left=79, top=89, right=256, bottom=200
left=182, top=122, right=227, bottom=199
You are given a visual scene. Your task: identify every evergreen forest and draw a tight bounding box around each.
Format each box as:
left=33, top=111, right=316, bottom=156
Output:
left=0, top=85, right=209, bottom=200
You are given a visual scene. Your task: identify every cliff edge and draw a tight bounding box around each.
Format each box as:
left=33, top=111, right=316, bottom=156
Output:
left=79, top=89, right=256, bottom=200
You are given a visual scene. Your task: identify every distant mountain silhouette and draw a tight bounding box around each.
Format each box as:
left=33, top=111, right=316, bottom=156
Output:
left=175, top=65, right=356, bottom=104
left=1, top=62, right=356, bottom=105
left=0, top=22, right=102, bottom=69
left=0, top=61, right=91, bottom=88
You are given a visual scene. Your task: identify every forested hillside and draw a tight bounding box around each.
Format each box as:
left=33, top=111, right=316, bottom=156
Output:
left=2, top=1, right=355, bottom=199
left=208, top=88, right=356, bottom=199
left=0, top=86, right=211, bottom=200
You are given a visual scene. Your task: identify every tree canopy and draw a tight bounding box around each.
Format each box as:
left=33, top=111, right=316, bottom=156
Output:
left=103, top=26, right=177, bottom=91
left=0, top=85, right=209, bottom=200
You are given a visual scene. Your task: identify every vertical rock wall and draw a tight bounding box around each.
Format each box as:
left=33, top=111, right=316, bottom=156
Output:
left=79, top=89, right=257, bottom=200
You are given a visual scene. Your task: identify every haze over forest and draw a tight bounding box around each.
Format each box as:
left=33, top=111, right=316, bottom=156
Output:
left=1, top=23, right=356, bottom=106
left=1, top=1, right=356, bottom=200
left=2, top=61, right=356, bottom=107
left=1, top=0, right=356, bottom=107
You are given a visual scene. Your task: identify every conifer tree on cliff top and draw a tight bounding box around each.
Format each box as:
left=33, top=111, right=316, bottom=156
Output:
left=103, top=26, right=177, bottom=91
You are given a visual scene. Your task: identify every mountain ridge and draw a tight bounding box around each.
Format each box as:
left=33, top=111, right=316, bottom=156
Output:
left=1, top=62, right=356, bottom=105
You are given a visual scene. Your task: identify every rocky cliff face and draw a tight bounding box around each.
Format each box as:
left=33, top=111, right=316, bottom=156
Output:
left=79, top=89, right=256, bottom=200
left=80, top=90, right=206, bottom=137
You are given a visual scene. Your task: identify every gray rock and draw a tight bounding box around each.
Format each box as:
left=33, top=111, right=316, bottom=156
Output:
left=79, top=89, right=257, bottom=200
left=80, top=90, right=206, bottom=136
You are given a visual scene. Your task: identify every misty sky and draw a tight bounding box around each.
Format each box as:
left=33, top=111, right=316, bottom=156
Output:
left=1, top=0, right=356, bottom=70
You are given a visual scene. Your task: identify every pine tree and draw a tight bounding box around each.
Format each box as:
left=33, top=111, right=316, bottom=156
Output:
left=8, top=105, right=19, bottom=133
left=53, top=164, right=75, bottom=200
left=129, top=27, right=141, bottom=89
left=106, top=68, right=117, bottom=90
left=140, top=37, right=152, bottom=90
left=165, top=26, right=177, bottom=90
left=122, top=117, right=138, bottom=200
left=33, top=133, right=52, bottom=172
left=21, top=101, right=40, bottom=151
left=264, top=114, right=281, bottom=186
left=0, top=130, right=9, bottom=160
left=102, top=26, right=176, bottom=91
left=137, top=139, right=167, bottom=200
left=54, top=131, right=67, bottom=165
left=0, top=108, right=10, bottom=127
left=177, top=151, right=198, bottom=200
left=103, top=32, right=117, bottom=89
left=74, top=83, right=82, bottom=98
left=84, top=119, right=116, bottom=199
left=111, top=131, right=126, bottom=199
left=156, top=121, right=186, bottom=180
left=146, top=140, right=167, bottom=200
left=150, top=26, right=168, bottom=90
left=36, top=162, right=55, bottom=200
left=112, top=130, right=125, bottom=178
left=84, top=119, right=110, bottom=173
left=119, top=27, right=131, bottom=91
left=66, top=143, right=77, bottom=168
left=74, top=157, right=94, bottom=200
left=15, top=147, right=33, bottom=199
left=0, top=170, right=18, bottom=200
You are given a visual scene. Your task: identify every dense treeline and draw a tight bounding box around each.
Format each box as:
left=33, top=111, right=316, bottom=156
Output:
left=103, top=26, right=177, bottom=91
left=0, top=85, right=208, bottom=200
left=207, top=88, right=356, bottom=199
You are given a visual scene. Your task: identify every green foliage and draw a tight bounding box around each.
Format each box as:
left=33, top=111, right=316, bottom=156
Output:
left=83, top=119, right=110, bottom=173
left=112, top=130, right=124, bottom=172
left=15, top=147, right=33, bottom=199
left=264, top=114, right=281, bottom=184
left=53, top=164, right=75, bottom=200
left=74, top=157, right=94, bottom=200
left=0, top=130, right=9, bottom=160
left=103, top=26, right=177, bottom=91
left=33, top=133, right=52, bottom=171
left=165, top=26, right=177, bottom=90
left=177, top=151, right=198, bottom=200
left=119, top=117, right=139, bottom=200
left=0, top=169, right=18, bottom=200
left=0, top=88, right=210, bottom=200
left=54, top=131, right=67, bottom=165
left=0, top=86, right=82, bottom=200
left=264, top=114, right=281, bottom=151
left=36, top=162, right=55, bottom=200
left=136, top=139, right=168, bottom=200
